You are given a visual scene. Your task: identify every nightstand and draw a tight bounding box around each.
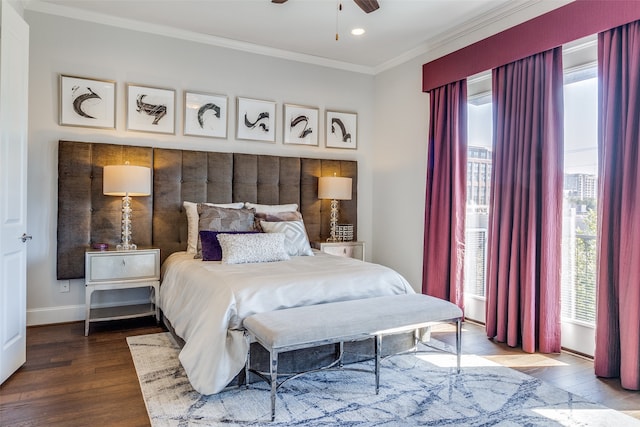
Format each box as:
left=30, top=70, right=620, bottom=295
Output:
left=311, top=241, right=365, bottom=261
left=85, top=248, right=160, bottom=336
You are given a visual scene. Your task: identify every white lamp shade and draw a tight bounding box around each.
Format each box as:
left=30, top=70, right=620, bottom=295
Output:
left=318, top=176, right=352, bottom=200
left=103, top=164, right=151, bottom=196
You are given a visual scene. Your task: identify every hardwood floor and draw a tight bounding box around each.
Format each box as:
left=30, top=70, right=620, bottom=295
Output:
left=432, top=321, right=640, bottom=421
left=1, top=319, right=638, bottom=426
left=0, top=318, right=164, bottom=427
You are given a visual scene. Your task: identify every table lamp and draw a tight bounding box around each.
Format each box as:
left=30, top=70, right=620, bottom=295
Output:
left=103, top=163, right=151, bottom=250
left=318, top=175, right=352, bottom=242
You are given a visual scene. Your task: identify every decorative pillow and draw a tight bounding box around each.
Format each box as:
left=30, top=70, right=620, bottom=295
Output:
left=260, top=220, right=314, bottom=256
left=244, top=202, right=298, bottom=213
left=217, top=233, right=290, bottom=264
left=255, top=210, right=303, bottom=222
left=199, top=230, right=258, bottom=261
left=195, top=205, right=256, bottom=258
left=254, top=210, right=303, bottom=231
left=184, top=201, right=244, bottom=254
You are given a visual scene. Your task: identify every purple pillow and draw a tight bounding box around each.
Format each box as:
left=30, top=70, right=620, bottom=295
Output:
left=199, top=230, right=258, bottom=261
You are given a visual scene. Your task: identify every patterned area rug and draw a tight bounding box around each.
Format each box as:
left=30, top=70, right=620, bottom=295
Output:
left=127, top=333, right=639, bottom=426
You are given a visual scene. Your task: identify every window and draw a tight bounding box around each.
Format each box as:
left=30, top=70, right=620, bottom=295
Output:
left=560, top=59, right=598, bottom=355
left=461, top=36, right=598, bottom=349
left=558, top=36, right=598, bottom=356
left=464, top=72, right=492, bottom=323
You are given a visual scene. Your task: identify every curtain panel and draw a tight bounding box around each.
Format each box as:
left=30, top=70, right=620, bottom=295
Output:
left=485, top=48, right=564, bottom=354
left=595, top=21, right=640, bottom=391
left=422, top=80, right=467, bottom=308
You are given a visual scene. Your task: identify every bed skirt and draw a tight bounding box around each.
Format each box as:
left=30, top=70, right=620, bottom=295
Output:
left=161, top=312, right=419, bottom=390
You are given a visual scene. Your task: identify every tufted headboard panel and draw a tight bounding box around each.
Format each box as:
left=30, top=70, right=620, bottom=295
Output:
left=57, top=141, right=357, bottom=279
left=57, top=141, right=154, bottom=280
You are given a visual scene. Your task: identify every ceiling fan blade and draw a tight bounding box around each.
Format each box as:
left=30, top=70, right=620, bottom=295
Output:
left=353, top=0, right=379, bottom=13
left=272, top=0, right=288, bottom=3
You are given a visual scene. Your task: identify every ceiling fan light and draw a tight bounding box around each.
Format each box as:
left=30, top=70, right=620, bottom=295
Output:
left=351, top=28, right=365, bottom=36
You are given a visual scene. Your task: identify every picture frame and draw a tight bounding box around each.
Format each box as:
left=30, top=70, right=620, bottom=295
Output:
left=326, top=110, right=357, bottom=149
left=59, top=74, right=116, bottom=129
left=236, top=97, right=276, bottom=142
left=126, top=84, right=175, bottom=134
left=283, top=104, right=319, bottom=146
left=184, top=91, right=228, bottom=138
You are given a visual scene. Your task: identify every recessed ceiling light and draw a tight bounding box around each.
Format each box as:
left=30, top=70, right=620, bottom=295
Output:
left=351, top=28, right=365, bottom=36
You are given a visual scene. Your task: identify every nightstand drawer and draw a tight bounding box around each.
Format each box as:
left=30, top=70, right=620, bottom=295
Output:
left=323, top=245, right=358, bottom=258
left=311, top=241, right=365, bottom=261
left=86, top=250, right=159, bottom=283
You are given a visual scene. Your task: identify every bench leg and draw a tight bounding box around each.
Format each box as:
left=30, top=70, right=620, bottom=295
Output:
left=270, top=350, right=278, bottom=421
left=456, top=319, right=462, bottom=373
left=375, top=335, right=381, bottom=394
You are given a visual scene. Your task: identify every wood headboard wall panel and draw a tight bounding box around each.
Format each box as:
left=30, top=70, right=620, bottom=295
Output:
left=57, top=141, right=357, bottom=280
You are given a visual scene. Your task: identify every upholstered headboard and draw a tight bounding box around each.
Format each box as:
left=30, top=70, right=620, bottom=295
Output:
left=57, top=140, right=358, bottom=280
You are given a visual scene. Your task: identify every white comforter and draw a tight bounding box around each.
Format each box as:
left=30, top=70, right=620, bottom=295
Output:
left=159, top=251, right=414, bottom=394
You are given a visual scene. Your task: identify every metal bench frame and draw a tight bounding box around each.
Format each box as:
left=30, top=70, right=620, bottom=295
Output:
left=245, top=318, right=462, bottom=421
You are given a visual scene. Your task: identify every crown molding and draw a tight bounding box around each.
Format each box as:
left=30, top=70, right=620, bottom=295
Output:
left=23, top=0, right=376, bottom=75
left=24, top=0, right=571, bottom=76
left=563, top=34, right=597, bottom=55
left=375, top=0, right=573, bottom=74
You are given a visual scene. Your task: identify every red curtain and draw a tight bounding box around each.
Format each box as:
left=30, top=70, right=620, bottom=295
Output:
left=422, top=80, right=467, bottom=308
left=595, top=21, right=640, bottom=391
left=485, top=48, right=564, bottom=354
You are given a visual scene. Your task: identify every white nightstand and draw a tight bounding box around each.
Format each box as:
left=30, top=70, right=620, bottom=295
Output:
left=84, top=248, right=160, bottom=336
left=311, top=241, right=365, bottom=261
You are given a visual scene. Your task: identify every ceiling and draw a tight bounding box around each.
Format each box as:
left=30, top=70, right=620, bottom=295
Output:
left=23, top=0, right=570, bottom=74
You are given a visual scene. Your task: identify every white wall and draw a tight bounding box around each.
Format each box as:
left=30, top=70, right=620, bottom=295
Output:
left=25, top=1, right=570, bottom=325
left=25, top=11, right=375, bottom=325
left=371, top=58, right=429, bottom=292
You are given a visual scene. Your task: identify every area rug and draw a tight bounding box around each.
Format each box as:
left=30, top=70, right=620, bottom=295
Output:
left=127, top=333, right=639, bottom=426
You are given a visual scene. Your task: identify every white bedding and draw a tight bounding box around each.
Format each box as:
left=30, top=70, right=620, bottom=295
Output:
left=159, top=250, right=414, bottom=394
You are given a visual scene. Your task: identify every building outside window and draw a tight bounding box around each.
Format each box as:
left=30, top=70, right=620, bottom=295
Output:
left=560, top=58, right=598, bottom=355
left=464, top=77, right=492, bottom=323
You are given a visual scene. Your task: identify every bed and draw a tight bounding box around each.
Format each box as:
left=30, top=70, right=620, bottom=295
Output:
left=160, top=250, right=413, bottom=394
left=56, top=140, right=415, bottom=395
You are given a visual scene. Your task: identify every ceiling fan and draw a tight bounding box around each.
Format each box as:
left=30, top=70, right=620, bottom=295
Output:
left=271, top=0, right=380, bottom=14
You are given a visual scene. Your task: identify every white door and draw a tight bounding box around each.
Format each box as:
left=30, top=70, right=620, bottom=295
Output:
left=0, top=1, right=30, bottom=385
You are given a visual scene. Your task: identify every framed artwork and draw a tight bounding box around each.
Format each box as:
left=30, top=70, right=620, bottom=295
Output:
left=326, top=110, right=357, bottom=149
left=236, top=97, right=276, bottom=142
left=184, top=91, right=228, bottom=138
left=59, top=74, right=116, bottom=129
left=283, top=104, right=319, bottom=146
left=126, top=84, right=175, bottom=134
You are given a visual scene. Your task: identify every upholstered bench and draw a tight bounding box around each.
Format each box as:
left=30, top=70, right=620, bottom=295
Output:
left=243, top=293, right=463, bottom=421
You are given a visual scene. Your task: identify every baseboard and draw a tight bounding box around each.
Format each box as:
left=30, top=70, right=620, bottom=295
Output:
left=27, top=299, right=152, bottom=326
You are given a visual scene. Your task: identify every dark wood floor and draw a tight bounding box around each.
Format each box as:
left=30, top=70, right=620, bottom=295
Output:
left=0, top=318, right=165, bottom=427
left=433, top=321, right=640, bottom=420
left=1, top=319, right=638, bottom=426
